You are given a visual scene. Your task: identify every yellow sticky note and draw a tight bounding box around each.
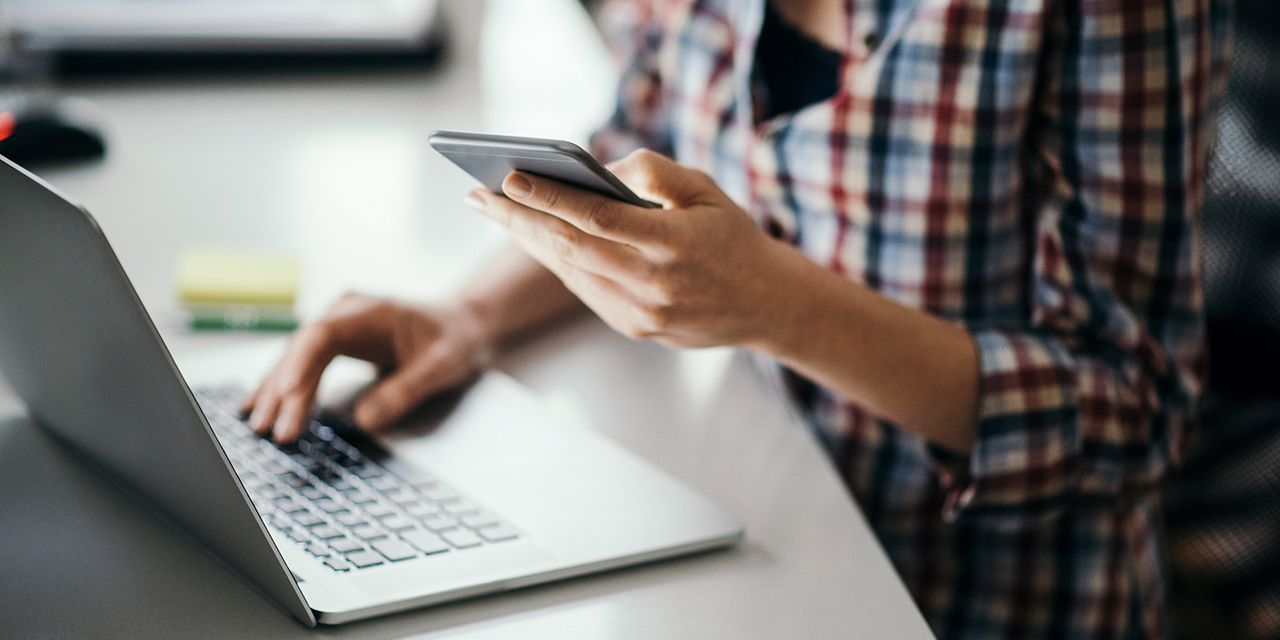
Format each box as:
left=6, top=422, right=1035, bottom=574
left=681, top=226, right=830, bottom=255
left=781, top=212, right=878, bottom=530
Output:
left=177, top=249, right=299, bottom=306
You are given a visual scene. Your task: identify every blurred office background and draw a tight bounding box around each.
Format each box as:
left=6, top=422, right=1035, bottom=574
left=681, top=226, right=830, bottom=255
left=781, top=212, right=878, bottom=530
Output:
left=0, top=0, right=616, bottom=320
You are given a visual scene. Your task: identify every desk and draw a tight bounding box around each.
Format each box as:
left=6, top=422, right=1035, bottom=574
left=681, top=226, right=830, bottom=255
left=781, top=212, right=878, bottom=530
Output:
left=0, top=1, right=933, bottom=637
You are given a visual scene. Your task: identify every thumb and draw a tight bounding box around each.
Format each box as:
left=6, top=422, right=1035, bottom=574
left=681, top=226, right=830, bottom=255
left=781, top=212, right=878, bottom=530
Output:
left=608, top=149, right=711, bottom=206
left=351, top=351, right=458, bottom=432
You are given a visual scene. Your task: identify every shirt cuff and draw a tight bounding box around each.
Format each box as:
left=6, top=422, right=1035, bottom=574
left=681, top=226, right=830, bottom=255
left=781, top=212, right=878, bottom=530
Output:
left=925, top=329, right=1083, bottom=525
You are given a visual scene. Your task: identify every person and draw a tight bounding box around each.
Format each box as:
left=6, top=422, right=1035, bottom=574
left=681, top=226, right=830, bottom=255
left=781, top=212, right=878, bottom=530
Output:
left=241, top=0, right=1230, bottom=637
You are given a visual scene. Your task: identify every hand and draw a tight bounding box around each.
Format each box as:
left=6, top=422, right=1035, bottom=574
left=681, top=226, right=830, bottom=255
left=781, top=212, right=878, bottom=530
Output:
left=239, top=293, right=491, bottom=443
left=464, top=149, right=793, bottom=349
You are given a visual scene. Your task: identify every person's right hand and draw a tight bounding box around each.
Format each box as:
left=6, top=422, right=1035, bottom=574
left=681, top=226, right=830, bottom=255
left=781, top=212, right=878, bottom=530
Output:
left=239, top=292, right=492, bottom=444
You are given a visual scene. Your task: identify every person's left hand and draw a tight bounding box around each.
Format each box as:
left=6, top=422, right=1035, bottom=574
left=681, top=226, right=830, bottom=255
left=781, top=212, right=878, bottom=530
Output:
left=464, top=148, right=798, bottom=349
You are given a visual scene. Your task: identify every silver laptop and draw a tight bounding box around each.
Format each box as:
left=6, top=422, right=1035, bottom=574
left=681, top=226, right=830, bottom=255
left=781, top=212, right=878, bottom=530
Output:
left=2, top=0, right=441, bottom=54
left=0, top=155, right=743, bottom=626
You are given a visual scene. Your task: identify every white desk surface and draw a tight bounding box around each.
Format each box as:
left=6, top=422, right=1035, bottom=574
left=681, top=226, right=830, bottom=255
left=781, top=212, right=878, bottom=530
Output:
left=0, top=1, right=933, bottom=637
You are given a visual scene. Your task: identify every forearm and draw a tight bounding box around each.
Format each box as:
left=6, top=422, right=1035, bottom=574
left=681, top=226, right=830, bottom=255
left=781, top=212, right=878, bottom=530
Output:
left=453, top=244, right=587, bottom=350
left=753, top=241, right=980, bottom=453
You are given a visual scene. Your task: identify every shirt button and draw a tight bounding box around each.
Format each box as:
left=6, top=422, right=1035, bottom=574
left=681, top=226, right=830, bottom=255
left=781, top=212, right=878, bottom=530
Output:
left=862, top=30, right=880, bottom=50
left=764, top=217, right=786, bottom=239
left=942, top=494, right=961, bottom=523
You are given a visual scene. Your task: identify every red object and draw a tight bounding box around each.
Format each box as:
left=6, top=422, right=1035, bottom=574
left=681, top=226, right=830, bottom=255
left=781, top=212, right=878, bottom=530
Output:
left=0, top=111, right=13, bottom=142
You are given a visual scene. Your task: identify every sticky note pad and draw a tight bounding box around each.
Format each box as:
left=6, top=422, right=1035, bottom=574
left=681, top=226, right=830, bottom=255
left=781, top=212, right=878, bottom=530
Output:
left=177, top=249, right=299, bottom=306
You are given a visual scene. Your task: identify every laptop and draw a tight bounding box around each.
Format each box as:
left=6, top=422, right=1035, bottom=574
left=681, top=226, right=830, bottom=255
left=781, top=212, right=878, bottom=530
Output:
left=0, top=155, right=743, bottom=626
left=2, top=0, right=442, bottom=55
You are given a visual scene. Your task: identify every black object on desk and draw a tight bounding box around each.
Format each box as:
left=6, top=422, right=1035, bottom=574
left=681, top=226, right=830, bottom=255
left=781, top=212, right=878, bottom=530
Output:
left=0, top=95, right=106, bottom=165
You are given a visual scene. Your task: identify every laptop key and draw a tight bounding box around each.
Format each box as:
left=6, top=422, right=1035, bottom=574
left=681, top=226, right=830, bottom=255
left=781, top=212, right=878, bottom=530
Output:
left=305, top=543, right=330, bottom=558
left=314, top=498, right=345, bottom=514
left=329, top=537, right=362, bottom=553
left=352, top=525, right=387, bottom=541
left=401, top=530, right=449, bottom=555
left=460, top=511, right=499, bottom=529
left=255, top=483, right=283, bottom=499
left=441, top=529, right=482, bottom=549
left=266, top=463, right=293, bottom=478
left=405, top=502, right=439, bottom=518
left=381, top=515, right=415, bottom=532
left=347, top=491, right=377, bottom=505
left=292, top=512, right=323, bottom=527
left=477, top=524, right=518, bottom=542
left=371, top=539, right=417, bottom=562
left=311, top=525, right=344, bottom=540
left=443, top=500, right=479, bottom=515
left=350, top=463, right=384, bottom=479
left=274, top=497, right=307, bottom=514
left=420, top=485, right=458, bottom=502
left=346, top=550, right=384, bottom=569
left=383, top=488, right=418, bottom=505
left=364, top=503, right=394, bottom=518
left=324, top=557, right=352, bottom=572
left=312, top=424, right=335, bottom=441
left=331, top=438, right=361, bottom=460
left=286, top=529, right=309, bottom=544
left=382, top=457, right=435, bottom=485
left=421, top=514, right=458, bottom=532
left=335, top=511, right=365, bottom=527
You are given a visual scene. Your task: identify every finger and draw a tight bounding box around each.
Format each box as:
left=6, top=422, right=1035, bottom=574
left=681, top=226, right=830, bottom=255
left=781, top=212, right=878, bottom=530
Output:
left=556, top=266, right=658, bottom=340
left=496, top=215, right=611, bottom=299
left=247, top=388, right=282, bottom=435
left=505, top=230, right=647, bottom=325
left=500, top=171, right=664, bottom=245
left=352, top=349, right=460, bottom=432
left=275, top=324, right=345, bottom=398
left=509, top=231, right=664, bottom=342
left=253, top=324, right=343, bottom=435
left=272, top=389, right=316, bottom=444
left=238, top=380, right=263, bottom=417
left=468, top=189, right=652, bottom=283
left=505, top=223, right=592, bottom=285
left=607, top=149, right=715, bottom=207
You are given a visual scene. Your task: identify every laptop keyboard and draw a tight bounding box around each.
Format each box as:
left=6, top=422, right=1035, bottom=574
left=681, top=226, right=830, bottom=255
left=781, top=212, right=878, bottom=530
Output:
left=195, top=385, right=519, bottom=573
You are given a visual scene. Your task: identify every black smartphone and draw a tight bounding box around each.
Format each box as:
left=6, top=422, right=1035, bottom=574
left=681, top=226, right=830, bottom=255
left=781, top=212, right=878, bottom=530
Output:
left=429, top=130, right=661, bottom=208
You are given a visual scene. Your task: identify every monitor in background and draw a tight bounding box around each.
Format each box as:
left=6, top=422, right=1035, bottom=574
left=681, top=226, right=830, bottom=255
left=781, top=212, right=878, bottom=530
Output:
left=2, top=0, right=443, bottom=57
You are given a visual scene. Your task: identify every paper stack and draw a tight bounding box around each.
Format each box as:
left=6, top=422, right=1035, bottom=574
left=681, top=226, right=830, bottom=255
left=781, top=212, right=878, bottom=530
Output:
left=177, top=249, right=300, bottom=332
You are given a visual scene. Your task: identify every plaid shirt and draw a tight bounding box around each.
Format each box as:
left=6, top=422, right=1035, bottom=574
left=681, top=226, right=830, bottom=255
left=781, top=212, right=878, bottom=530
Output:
left=590, top=0, right=1230, bottom=638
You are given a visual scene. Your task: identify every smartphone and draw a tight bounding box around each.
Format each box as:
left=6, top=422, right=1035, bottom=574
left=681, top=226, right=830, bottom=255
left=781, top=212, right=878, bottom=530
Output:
left=429, top=130, right=661, bottom=208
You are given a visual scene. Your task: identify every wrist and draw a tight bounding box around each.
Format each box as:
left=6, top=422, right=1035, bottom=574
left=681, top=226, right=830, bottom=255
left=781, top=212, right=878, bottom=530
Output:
left=446, top=296, right=502, bottom=366
left=741, top=238, right=832, bottom=361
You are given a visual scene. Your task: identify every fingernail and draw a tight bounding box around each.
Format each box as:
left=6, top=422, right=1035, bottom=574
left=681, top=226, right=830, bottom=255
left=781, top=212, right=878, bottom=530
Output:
left=464, top=190, right=486, bottom=210
left=248, top=408, right=267, bottom=432
left=504, top=173, right=532, bottom=199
